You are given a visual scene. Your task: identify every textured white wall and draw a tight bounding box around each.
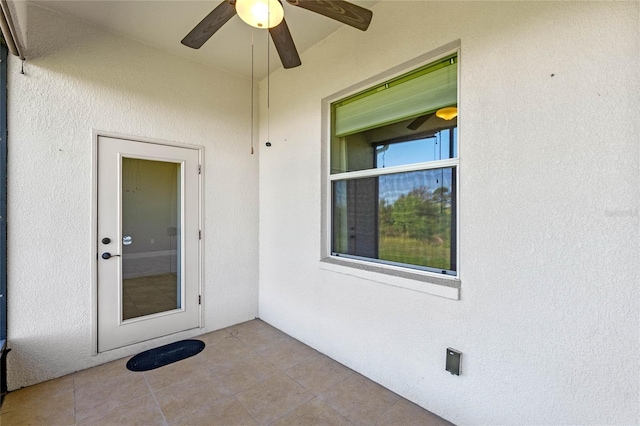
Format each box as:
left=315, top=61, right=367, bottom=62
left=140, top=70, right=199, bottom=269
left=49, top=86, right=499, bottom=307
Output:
left=259, top=1, right=639, bottom=424
left=7, top=4, right=259, bottom=389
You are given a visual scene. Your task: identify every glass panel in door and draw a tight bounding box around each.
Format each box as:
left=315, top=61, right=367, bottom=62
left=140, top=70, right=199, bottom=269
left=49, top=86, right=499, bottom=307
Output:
left=121, top=158, right=181, bottom=321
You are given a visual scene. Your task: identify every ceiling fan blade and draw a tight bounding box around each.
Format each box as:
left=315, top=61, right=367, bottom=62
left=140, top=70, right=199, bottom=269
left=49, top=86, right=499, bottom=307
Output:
left=269, top=19, right=302, bottom=69
left=407, top=113, right=435, bottom=131
left=286, top=0, right=372, bottom=31
left=181, top=1, right=237, bottom=49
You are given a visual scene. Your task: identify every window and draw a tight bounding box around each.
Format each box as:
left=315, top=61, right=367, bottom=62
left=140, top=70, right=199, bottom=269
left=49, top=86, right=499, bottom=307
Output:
left=329, top=54, right=458, bottom=276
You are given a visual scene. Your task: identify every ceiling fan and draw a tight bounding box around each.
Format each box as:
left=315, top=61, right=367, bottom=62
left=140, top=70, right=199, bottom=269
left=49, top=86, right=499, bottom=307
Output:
left=181, top=0, right=373, bottom=69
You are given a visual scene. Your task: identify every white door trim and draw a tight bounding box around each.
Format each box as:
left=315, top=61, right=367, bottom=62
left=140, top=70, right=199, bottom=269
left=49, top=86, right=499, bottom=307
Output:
left=91, top=130, right=204, bottom=355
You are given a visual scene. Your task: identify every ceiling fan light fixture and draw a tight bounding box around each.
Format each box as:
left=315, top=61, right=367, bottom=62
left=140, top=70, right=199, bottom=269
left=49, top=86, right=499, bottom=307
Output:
left=436, top=106, right=458, bottom=121
left=236, top=0, right=284, bottom=29
left=181, top=0, right=373, bottom=70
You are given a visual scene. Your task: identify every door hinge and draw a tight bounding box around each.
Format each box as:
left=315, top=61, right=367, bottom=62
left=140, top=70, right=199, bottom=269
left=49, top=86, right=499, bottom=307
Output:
left=198, top=295, right=201, bottom=305
left=198, top=165, right=201, bottom=174
left=199, top=230, right=202, bottom=240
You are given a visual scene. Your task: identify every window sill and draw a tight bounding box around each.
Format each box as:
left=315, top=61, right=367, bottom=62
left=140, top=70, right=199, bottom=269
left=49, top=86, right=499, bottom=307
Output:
left=319, top=257, right=460, bottom=300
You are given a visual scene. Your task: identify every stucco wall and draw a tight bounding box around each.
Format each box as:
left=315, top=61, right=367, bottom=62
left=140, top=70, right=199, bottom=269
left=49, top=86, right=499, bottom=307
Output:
left=6, top=4, right=259, bottom=389
left=258, top=1, right=639, bottom=424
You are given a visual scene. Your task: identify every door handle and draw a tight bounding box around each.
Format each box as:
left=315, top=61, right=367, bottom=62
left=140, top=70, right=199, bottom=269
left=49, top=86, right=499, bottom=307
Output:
left=101, top=252, right=121, bottom=260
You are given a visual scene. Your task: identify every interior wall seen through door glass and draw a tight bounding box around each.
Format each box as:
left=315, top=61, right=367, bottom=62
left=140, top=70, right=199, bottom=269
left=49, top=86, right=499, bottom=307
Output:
left=121, top=158, right=181, bottom=320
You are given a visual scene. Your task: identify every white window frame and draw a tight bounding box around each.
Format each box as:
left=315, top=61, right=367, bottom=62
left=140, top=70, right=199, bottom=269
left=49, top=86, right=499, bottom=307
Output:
left=320, top=42, right=461, bottom=300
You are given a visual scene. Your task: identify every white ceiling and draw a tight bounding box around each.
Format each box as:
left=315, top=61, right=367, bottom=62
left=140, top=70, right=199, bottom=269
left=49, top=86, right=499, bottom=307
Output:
left=29, top=0, right=379, bottom=80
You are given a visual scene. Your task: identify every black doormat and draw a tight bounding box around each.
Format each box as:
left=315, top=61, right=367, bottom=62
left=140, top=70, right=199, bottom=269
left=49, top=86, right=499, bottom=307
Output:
left=126, top=339, right=205, bottom=372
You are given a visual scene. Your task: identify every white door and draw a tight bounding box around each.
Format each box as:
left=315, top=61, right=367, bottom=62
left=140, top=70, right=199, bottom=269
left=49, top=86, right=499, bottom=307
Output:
left=97, top=136, right=201, bottom=352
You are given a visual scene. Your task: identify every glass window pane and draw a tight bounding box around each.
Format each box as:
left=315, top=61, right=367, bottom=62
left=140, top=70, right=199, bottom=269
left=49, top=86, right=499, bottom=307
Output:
left=331, top=116, right=457, bottom=174
left=331, top=55, right=458, bottom=175
left=121, top=158, right=181, bottom=321
left=375, top=127, right=457, bottom=168
left=332, top=168, right=456, bottom=274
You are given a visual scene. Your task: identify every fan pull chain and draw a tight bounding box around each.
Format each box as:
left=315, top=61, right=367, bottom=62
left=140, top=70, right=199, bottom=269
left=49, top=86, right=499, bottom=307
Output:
left=250, top=31, right=254, bottom=155
left=267, top=25, right=270, bottom=146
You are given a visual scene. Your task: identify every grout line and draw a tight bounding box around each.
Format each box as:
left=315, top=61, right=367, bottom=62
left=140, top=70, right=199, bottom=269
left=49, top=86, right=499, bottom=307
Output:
left=232, top=391, right=262, bottom=425
left=72, top=374, right=78, bottom=423
left=374, top=395, right=404, bottom=424
left=144, top=374, right=169, bottom=426
left=264, top=393, right=316, bottom=426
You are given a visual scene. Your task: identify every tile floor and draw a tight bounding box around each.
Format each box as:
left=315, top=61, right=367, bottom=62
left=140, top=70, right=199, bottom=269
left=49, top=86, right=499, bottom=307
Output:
left=0, top=320, right=453, bottom=425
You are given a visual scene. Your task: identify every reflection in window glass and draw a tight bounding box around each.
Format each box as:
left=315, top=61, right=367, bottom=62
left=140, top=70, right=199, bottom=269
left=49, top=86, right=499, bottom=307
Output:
left=332, top=168, right=456, bottom=274
left=331, top=115, right=458, bottom=174
left=375, top=128, right=457, bottom=168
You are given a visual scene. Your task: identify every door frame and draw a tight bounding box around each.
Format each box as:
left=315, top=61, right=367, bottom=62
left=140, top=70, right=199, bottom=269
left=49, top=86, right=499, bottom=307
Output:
left=0, top=43, right=8, bottom=402
left=91, top=130, right=204, bottom=355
